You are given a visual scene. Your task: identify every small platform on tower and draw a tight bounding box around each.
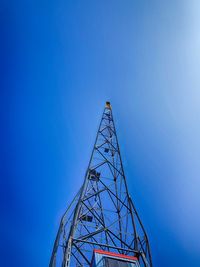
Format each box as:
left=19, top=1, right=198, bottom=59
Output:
left=91, top=250, right=139, bottom=267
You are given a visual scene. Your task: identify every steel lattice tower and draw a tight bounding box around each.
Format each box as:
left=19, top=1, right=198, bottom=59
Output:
left=50, top=102, right=152, bottom=267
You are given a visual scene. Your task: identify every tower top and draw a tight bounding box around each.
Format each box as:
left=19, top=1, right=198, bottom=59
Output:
left=105, top=101, right=111, bottom=109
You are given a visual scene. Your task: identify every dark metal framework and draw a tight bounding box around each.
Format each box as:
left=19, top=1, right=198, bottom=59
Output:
left=50, top=102, right=152, bottom=267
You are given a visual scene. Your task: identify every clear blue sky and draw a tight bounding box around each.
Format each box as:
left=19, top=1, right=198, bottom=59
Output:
left=2, top=0, right=200, bottom=266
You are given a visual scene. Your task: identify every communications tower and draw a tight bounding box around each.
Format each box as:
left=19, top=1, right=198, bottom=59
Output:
left=50, top=102, right=152, bottom=267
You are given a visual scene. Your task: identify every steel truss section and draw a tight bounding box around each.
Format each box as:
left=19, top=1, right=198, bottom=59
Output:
left=50, top=102, right=153, bottom=267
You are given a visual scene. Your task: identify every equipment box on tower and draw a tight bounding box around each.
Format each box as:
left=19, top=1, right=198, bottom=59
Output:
left=91, top=250, right=140, bottom=267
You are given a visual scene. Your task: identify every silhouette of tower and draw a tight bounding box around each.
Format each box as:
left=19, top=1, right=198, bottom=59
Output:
left=50, top=102, right=152, bottom=267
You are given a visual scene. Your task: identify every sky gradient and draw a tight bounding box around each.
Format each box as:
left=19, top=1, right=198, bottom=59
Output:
left=2, top=0, right=200, bottom=266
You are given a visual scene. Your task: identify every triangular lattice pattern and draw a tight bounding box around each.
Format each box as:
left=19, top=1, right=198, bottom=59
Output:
left=50, top=102, right=152, bottom=267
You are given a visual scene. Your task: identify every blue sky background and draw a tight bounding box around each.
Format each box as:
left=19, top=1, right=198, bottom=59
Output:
left=2, top=0, right=200, bottom=266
